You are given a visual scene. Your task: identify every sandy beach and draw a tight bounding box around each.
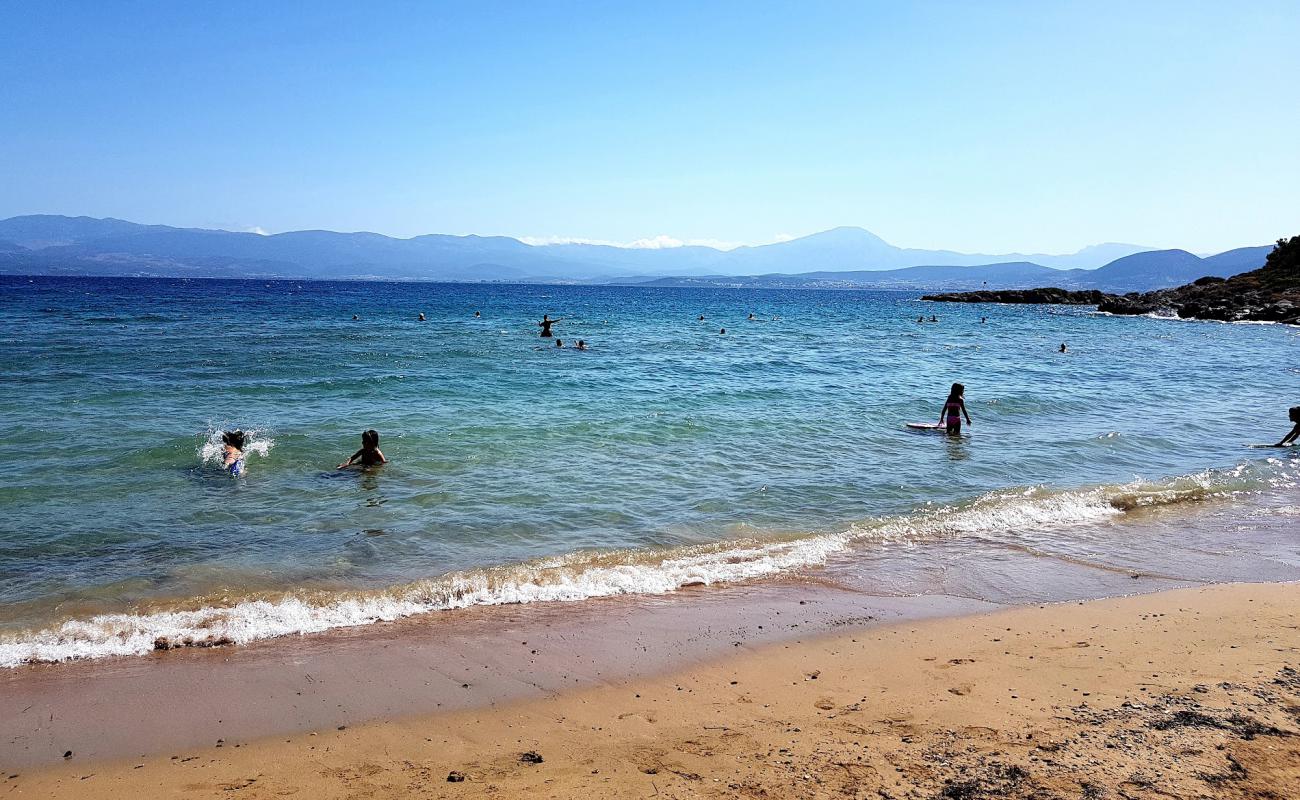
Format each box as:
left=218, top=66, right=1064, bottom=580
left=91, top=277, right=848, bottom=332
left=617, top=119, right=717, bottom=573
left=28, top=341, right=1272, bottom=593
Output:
left=5, top=581, right=1298, bottom=799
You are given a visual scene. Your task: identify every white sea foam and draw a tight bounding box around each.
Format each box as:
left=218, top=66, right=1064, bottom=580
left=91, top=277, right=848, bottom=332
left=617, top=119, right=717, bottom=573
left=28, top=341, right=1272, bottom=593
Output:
left=198, top=427, right=274, bottom=466
left=1, top=463, right=1291, bottom=667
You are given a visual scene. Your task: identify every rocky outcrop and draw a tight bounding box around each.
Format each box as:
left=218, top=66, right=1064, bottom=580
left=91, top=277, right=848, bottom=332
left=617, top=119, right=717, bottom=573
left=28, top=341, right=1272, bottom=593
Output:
left=924, top=236, right=1300, bottom=325
left=921, top=288, right=1112, bottom=305
left=1098, top=239, right=1300, bottom=323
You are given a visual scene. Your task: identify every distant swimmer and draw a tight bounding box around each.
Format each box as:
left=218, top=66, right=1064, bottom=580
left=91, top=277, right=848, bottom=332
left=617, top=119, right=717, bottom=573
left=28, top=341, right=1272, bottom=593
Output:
left=338, top=429, right=387, bottom=469
left=918, top=316, right=925, bottom=323
left=555, top=338, right=564, bottom=348
left=538, top=314, right=562, bottom=337
left=1277, top=406, right=1300, bottom=447
left=720, top=328, right=726, bottom=335
left=981, top=317, right=987, bottom=324
left=474, top=311, right=481, bottom=318
left=748, top=313, right=756, bottom=321
left=575, top=339, right=588, bottom=350
left=418, top=312, right=426, bottom=321
left=938, top=383, right=972, bottom=435
left=352, top=315, right=359, bottom=321
left=222, top=430, right=246, bottom=476
left=1060, top=343, right=1068, bottom=353
left=930, top=315, right=938, bottom=322
left=698, top=315, right=705, bottom=321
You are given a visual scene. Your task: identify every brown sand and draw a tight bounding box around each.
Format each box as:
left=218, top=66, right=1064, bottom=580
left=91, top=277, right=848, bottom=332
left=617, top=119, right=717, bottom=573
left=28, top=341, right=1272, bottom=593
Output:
left=7, top=582, right=1300, bottom=799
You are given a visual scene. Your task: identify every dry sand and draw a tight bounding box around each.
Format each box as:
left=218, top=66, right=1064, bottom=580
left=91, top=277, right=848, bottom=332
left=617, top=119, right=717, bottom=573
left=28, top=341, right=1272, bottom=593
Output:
left=6, top=582, right=1300, bottom=799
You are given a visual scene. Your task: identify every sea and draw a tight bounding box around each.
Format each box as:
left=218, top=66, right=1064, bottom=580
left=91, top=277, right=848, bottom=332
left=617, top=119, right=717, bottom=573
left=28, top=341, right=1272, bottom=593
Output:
left=1, top=275, right=1297, bottom=667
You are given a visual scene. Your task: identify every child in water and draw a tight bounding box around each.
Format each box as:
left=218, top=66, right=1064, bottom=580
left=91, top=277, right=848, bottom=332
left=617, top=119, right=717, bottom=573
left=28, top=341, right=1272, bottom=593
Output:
left=1277, top=406, right=1300, bottom=447
left=938, top=383, right=972, bottom=434
left=338, top=429, right=387, bottom=469
left=222, top=430, right=246, bottom=476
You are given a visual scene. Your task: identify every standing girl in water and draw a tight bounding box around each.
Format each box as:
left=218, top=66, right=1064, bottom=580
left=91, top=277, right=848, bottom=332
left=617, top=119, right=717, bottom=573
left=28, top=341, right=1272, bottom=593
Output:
left=538, top=314, right=562, bottom=337
left=938, top=383, right=972, bottom=435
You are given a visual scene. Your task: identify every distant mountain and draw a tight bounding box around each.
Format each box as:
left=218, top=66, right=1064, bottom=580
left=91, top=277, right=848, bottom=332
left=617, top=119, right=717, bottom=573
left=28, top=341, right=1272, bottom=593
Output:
left=0, top=214, right=1268, bottom=291
left=922, top=237, right=1300, bottom=326
left=628, top=248, right=1266, bottom=293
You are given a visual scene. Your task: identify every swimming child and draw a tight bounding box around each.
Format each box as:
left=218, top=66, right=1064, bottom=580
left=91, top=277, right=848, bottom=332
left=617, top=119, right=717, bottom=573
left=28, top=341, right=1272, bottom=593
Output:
left=338, top=429, right=387, bottom=469
left=222, top=430, right=246, bottom=476
left=418, top=312, right=426, bottom=321
left=538, top=314, right=561, bottom=337
left=1060, top=343, right=1068, bottom=353
left=555, top=338, right=564, bottom=348
left=575, top=340, right=588, bottom=350
left=474, top=311, right=481, bottom=318
left=720, top=328, right=726, bottom=335
left=938, top=383, right=972, bottom=435
left=1277, top=406, right=1300, bottom=446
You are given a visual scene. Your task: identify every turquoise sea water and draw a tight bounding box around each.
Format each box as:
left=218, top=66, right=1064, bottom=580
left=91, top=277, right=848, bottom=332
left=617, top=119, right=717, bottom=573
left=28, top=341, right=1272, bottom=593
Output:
left=1, top=276, right=1297, bottom=664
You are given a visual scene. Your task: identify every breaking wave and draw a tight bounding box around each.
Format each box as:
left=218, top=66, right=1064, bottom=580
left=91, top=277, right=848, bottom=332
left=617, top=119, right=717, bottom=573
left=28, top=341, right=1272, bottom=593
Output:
left=2, top=459, right=1294, bottom=667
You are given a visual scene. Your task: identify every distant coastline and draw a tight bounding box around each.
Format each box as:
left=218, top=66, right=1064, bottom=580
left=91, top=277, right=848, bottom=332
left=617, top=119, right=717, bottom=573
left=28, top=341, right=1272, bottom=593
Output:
left=923, top=236, right=1300, bottom=325
left=0, top=214, right=1271, bottom=292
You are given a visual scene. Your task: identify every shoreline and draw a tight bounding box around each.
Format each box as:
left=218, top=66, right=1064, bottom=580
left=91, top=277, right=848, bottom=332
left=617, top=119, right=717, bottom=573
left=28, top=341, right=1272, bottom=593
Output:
left=8, top=457, right=1298, bottom=669
left=6, top=581, right=1299, bottom=798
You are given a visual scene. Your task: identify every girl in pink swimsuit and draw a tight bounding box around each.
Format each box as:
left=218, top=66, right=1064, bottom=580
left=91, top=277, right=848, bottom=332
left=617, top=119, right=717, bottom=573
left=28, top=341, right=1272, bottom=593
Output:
left=939, top=383, right=972, bottom=434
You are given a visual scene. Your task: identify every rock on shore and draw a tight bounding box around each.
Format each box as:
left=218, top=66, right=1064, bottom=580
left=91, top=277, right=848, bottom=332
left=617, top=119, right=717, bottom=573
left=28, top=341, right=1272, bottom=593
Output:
left=921, top=288, right=1110, bottom=305
left=924, top=235, right=1300, bottom=325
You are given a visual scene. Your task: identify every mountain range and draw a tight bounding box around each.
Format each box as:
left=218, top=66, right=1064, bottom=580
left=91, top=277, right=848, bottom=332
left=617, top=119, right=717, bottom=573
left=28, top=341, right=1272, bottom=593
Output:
left=0, top=215, right=1272, bottom=293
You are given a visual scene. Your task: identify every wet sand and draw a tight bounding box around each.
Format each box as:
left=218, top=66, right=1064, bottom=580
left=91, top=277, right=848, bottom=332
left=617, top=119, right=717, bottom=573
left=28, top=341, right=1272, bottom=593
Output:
left=6, top=581, right=1299, bottom=799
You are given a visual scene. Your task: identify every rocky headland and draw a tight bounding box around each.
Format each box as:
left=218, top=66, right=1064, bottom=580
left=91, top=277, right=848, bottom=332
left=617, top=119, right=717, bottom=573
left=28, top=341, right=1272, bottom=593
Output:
left=923, top=235, right=1300, bottom=324
left=922, top=287, right=1110, bottom=305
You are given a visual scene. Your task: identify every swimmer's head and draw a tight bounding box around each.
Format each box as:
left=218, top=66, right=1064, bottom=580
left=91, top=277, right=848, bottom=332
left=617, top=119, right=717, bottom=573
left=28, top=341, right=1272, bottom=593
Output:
left=222, top=430, right=245, bottom=450
left=720, top=328, right=726, bottom=334
left=948, top=382, right=965, bottom=400
left=362, top=429, right=379, bottom=449
left=555, top=339, right=563, bottom=347
left=418, top=312, right=426, bottom=321
left=577, top=339, right=586, bottom=349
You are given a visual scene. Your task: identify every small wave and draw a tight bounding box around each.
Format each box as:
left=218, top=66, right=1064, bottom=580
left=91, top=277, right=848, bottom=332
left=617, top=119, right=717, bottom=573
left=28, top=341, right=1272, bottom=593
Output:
left=2, top=460, right=1294, bottom=667
left=198, top=426, right=274, bottom=466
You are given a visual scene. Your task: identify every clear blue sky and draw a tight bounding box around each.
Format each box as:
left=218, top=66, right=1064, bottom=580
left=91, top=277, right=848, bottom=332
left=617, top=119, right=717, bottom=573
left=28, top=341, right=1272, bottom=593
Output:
left=2, top=1, right=1297, bottom=254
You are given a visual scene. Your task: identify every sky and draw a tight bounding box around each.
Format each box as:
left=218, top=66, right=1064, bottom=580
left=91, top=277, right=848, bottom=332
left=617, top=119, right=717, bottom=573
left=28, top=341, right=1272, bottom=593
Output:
left=2, top=1, right=1297, bottom=255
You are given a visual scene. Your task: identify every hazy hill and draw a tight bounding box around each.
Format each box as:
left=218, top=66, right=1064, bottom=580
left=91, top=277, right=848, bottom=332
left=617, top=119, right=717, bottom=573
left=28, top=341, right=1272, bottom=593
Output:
left=0, top=214, right=1268, bottom=291
left=632, top=248, right=1267, bottom=293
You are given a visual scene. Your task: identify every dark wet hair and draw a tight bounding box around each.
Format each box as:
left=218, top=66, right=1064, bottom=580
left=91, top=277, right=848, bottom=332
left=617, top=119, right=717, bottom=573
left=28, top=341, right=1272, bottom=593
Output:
left=947, top=383, right=965, bottom=401
left=362, top=429, right=379, bottom=448
left=222, top=430, right=245, bottom=449
left=1290, top=406, right=1300, bottom=423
